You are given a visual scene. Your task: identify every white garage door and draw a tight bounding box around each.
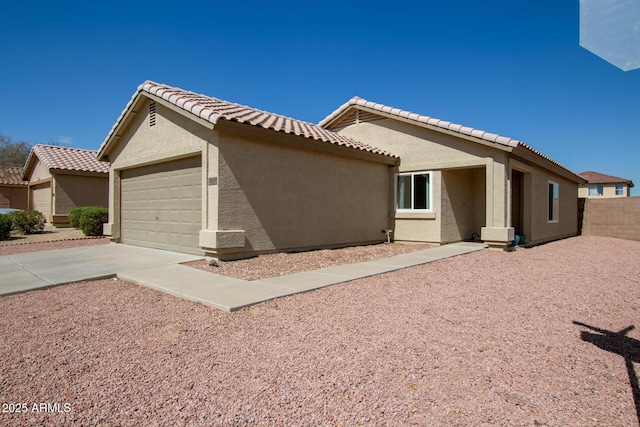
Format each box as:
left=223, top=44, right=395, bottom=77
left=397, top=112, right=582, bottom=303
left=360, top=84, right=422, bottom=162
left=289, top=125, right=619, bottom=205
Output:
left=31, top=182, right=51, bottom=221
left=120, top=156, right=202, bottom=254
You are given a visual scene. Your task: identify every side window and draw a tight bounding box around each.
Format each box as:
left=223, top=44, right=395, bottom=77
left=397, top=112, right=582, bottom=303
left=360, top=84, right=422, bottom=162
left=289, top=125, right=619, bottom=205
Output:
left=588, top=185, right=603, bottom=197
left=397, top=172, right=432, bottom=211
left=615, top=184, right=624, bottom=196
left=548, top=181, right=559, bottom=222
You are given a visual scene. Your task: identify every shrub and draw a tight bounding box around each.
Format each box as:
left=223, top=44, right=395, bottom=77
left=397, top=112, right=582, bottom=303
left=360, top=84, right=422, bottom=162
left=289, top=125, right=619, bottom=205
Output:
left=78, top=206, right=108, bottom=236
left=68, top=207, right=87, bottom=229
left=9, top=210, right=45, bottom=234
left=0, top=214, right=12, bottom=240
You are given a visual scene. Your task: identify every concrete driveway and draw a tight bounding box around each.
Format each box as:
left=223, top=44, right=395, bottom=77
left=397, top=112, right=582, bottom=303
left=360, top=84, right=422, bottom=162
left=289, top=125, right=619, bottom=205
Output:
left=1, top=241, right=486, bottom=310
left=0, top=244, right=202, bottom=296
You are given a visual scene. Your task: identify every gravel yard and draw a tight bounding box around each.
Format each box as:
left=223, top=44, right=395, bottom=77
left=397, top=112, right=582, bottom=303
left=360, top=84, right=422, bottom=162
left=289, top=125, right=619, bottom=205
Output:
left=185, top=243, right=435, bottom=281
left=1, top=235, right=640, bottom=426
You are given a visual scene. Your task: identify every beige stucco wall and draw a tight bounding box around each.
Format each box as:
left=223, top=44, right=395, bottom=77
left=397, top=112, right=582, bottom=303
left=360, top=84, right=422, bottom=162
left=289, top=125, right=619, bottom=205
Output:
left=103, top=98, right=213, bottom=238
left=578, top=183, right=631, bottom=198
left=25, top=159, right=52, bottom=183
left=334, top=118, right=509, bottom=244
left=526, top=165, right=579, bottom=244
left=332, top=116, right=584, bottom=247
left=215, top=131, right=391, bottom=257
left=53, top=173, right=108, bottom=214
left=106, top=99, right=209, bottom=169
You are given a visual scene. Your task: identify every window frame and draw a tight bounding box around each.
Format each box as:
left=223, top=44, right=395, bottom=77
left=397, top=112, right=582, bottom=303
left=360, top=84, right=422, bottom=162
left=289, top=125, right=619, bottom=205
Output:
left=615, top=184, right=624, bottom=196
left=548, top=180, right=559, bottom=223
left=395, top=171, right=433, bottom=212
left=588, top=184, right=604, bottom=197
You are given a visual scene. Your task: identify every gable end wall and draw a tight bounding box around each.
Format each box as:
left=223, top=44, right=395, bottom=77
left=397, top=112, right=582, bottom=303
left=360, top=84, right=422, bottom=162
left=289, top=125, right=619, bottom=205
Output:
left=103, top=98, right=214, bottom=239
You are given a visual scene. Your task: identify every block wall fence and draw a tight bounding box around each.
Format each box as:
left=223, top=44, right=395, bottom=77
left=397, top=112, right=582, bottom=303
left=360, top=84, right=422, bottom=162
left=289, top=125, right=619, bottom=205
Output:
left=579, top=197, right=640, bottom=242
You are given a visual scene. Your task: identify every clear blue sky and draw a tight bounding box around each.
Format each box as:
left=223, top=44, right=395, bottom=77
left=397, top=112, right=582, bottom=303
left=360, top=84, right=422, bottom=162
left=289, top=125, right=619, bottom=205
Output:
left=1, top=1, right=639, bottom=194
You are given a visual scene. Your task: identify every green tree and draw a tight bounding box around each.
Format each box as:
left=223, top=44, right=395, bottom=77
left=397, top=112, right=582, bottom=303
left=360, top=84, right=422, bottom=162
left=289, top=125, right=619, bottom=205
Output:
left=0, top=133, right=32, bottom=167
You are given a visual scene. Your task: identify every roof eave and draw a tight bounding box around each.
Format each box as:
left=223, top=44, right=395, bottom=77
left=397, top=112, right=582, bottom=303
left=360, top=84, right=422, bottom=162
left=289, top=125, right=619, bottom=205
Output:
left=49, top=168, right=108, bottom=177
left=20, top=149, right=39, bottom=181
left=97, top=90, right=146, bottom=162
left=318, top=98, right=355, bottom=128
left=512, top=145, right=586, bottom=184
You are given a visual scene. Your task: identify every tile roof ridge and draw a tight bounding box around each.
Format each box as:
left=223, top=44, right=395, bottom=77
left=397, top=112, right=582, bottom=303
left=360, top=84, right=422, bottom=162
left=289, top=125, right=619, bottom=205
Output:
left=319, top=96, right=524, bottom=149
left=142, top=81, right=330, bottom=129
left=34, top=144, right=98, bottom=153
left=136, top=82, right=397, bottom=159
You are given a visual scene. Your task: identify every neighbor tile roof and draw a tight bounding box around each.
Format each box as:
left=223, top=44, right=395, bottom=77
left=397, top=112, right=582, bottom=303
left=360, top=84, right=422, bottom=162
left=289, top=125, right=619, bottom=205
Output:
left=100, top=81, right=397, bottom=160
left=25, top=145, right=109, bottom=176
left=579, top=171, right=634, bottom=186
left=319, top=97, right=582, bottom=179
left=0, top=167, right=27, bottom=185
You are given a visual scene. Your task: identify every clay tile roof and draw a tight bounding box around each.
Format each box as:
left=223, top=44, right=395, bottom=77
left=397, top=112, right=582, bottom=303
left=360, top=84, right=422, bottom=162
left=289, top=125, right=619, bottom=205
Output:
left=26, top=145, right=109, bottom=175
left=0, top=167, right=27, bottom=185
left=319, top=97, right=582, bottom=179
left=100, top=81, right=397, bottom=160
left=320, top=97, right=525, bottom=148
left=579, top=171, right=634, bottom=187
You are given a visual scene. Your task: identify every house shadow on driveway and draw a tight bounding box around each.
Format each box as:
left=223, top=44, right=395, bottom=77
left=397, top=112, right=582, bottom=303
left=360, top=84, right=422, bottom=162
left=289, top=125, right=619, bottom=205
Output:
left=573, top=321, right=640, bottom=425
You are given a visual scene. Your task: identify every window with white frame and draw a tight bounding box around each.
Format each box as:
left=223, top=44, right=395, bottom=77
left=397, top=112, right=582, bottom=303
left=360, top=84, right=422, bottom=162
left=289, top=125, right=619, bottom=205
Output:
left=615, top=184, right=624, bottom=196
left=588, top=185, right=604, bottom=197
left=548, top=181, right=559, bottom=222
left=397, top=172, right=432, bottom=210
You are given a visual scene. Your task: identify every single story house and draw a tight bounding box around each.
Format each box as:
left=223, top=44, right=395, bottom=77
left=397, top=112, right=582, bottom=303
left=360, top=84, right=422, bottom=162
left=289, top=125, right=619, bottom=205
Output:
left=320, top=97, right=587, bottom=248
left=578, top=171, right=634, bottom=198
left=97, top=81, right=585, bottom=258
left=0, top=167, right=28, bottom=210
left=22, top=145, right=109, bottom=227
left=97, top=82, right=396, bottom=258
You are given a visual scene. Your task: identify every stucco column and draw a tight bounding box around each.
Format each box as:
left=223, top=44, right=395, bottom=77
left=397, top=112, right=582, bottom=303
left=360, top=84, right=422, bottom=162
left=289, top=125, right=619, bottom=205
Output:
left=484, top=158, right=494, bottom=226
left=481, top=156, right=514, bottom=248
left=103, top=168, right=120, bottom=240
left=198, top=133, right=246, bottom=255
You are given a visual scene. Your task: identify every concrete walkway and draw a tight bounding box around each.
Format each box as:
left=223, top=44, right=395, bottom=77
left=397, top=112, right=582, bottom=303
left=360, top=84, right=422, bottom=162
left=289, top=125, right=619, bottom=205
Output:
left=1, top=242, right=486, bottom=311
left=119, top=242, right=486, bottom=311
left=0, top=245, right=201, bottom=295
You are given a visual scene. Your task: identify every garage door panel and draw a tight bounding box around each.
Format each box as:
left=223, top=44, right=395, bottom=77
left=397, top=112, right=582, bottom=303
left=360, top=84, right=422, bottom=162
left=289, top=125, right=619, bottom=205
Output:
left=120, top=156, right=202, bottom=254
left=31, top=182, right=51, bottom=220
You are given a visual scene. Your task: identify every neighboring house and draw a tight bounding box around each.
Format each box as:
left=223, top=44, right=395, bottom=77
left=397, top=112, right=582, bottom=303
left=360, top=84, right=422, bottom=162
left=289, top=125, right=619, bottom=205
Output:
left=22, top=145, right=109, bottom=227
left=578, top=171, right=634, bottom=198
left=97, top=81, right=585, bottom=258
left=319, top=97, right=586, bottom=248
left=0, top=167, right=28, bottom=210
